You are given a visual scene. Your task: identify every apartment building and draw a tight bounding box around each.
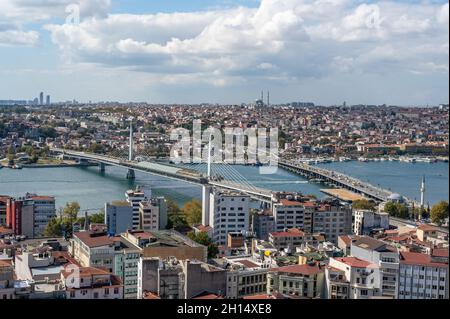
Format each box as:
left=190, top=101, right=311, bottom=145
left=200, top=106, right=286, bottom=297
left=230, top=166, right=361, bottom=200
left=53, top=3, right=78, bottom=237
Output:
left=62, top=266, right=123, bottom=299
left=203, top=188, right=250, bottom=246
left=105, top=201, right=134, bottom=235
left=267, top=263, right=325, bottom=298
left=138, top=197, right=168, bottom=232
left=137, top=257, right=226, bottom=299
left=252, top=209, right=275, bottom=241
left=311, top=203, right=353, bottom=244
left=6, top=195, right=56, bottom=238
left=0, top=260, right=15, bottom=300
left=214, top=255, right=274, bottom=299
left=272, top=198, right=313, bottom=232
left=327, top=257, right=381, bottom=299
left=398, top=250, right=449, bottom=299
left=353, top=209, right=390, bottom=235
left=350, top=236, right=399, bottom=298
left=125, top=187, right=152, bottom=230
left=70, top=230, right=142, bottom=299
left=0, top=196, right=8, bottom=225
left=268, top=228, right=323, bottom=250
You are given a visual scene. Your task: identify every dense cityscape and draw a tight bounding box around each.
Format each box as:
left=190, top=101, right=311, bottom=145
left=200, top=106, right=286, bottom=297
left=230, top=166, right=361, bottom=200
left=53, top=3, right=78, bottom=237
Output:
left=0, top=98, right=449, bottom=300
left=0, top=0, right=449, bottom=309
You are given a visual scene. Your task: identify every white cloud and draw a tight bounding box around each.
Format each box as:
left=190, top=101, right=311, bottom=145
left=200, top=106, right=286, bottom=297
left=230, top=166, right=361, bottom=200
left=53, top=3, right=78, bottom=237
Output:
left=6, top=0, right=448, bottom=91
left=0, top=0, right=110, bottom=47
left=0, top=29, right=39, bottom=47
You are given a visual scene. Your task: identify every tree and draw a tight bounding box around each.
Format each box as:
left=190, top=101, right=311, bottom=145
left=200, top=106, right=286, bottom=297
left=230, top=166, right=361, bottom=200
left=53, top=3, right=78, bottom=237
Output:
left=384, top=202, right=409, bottom=219
left=352, top=199, right=377, bottom=211
left=44, top=218, right=64, bottom=237
left=188, top=232, right=219, bottom=259
left=63, top=202, right=80, bottom=222
left=167, top=214, right=189, bottom=231
left=44, top=202, right=81, bottom=238
left=430, top=201, right=449, bottom=225
left=89, top=211, right=105, bottom=224
left=182, top=199, right=202, bottom=226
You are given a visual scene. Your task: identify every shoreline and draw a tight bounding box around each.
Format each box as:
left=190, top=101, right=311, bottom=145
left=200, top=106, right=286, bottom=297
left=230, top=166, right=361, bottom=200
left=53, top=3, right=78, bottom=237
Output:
left=1, top=163, right=99, bottom=169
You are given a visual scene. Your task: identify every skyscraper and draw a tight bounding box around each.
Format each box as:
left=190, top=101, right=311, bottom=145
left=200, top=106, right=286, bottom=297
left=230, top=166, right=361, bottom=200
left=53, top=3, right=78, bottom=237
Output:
left=46, top=95, right=50, bottom=105
left=39, top=92, right=44, bottom=105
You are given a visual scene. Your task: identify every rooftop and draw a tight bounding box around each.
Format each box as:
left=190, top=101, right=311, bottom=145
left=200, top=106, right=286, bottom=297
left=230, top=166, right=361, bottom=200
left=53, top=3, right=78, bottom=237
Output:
left=334, top=257, right=378, bottom=269
left=74, top=231, right=116, bottom=248
left=270, top=263, right=323, bottom=276
left=400, top=252, right=448, bottom=268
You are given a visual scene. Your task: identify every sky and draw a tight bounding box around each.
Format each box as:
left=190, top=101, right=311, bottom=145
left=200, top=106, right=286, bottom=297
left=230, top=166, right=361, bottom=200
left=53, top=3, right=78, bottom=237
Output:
left=0, top=0, right=448, bottom=105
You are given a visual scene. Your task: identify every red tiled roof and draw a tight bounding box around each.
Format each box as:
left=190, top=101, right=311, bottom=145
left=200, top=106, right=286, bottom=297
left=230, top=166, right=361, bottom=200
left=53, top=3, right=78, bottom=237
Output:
left=417, top=224, right=440, bottom=232
left=29, top=196, right=55, bottom=201
left=128, top=231, right=155, bottom=240
left=400, top=252, right=448, bottom=268
left=338, top=235, right=352, bottom=246
left=74, top=231, right=116, bottom=248
left=0, top=226, right=14, bottom=235
left=432, top=249, right=449, bottom=258
left=270, top=228, right=304, bottom=238
left=237, top=260, right=259, bottom=268
left=192, top=293, right=223, bottom=299
left=0, top=259, right=13, bottom=268
left=334, top=257, right=378, bottom=269
left=279, top=199, right=304, bottom=206
left=61, top=266, right=111, bottom=278
left=143, top=292, right=161, bottom=299
left=195, top=225, right=212, bottom=232
left=270, top=263, right=323, bottom=276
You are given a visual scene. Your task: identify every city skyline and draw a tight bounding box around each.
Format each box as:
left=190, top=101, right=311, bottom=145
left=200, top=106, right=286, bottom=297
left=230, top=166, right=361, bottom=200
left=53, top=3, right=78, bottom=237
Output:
left=0, top=0, right=449, bottom=105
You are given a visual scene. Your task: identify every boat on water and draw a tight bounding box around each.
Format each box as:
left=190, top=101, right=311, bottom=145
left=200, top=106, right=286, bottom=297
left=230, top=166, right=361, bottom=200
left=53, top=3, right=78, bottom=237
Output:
left=12, top=164, right=23, bottom=169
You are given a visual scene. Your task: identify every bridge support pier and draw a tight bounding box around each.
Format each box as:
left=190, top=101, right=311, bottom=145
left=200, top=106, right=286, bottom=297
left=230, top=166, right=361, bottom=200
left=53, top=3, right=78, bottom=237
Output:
left=126, top=169, right=136, bottom=180
left=99, top=163, right=105, bottom=173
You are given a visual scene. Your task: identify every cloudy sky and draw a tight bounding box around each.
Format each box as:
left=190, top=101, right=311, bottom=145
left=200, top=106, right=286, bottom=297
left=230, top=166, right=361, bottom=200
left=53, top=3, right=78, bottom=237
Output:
left=0, top=0, right=448, bottom=105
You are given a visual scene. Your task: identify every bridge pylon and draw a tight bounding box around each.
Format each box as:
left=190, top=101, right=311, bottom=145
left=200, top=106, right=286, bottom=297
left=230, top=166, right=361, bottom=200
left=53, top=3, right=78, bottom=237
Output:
left=126, top=169, right=135, bottom=180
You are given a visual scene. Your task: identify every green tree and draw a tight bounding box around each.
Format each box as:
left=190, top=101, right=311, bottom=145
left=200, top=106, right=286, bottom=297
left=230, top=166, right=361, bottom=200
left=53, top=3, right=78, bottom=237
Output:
left=430, top=201, right=449, bottom=225
left=188, top=232, right=219, bottom=259
left=352, top=199, right=377, bottom=211
left=63, top=202, right=80, bottom=222
left=44, top=218, right=64, bottom=237
left=182, top=199, right=202, bottom=226
left=384, top=202, right=409, bottom=219
left=89, top=211, right=105, bottom=224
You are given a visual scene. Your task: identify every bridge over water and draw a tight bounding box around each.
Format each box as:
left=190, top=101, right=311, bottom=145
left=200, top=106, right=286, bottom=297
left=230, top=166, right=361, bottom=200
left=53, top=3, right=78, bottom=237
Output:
left=51, top=123, right=418, bottom=205
left=51, top=147, right=413, bottom=206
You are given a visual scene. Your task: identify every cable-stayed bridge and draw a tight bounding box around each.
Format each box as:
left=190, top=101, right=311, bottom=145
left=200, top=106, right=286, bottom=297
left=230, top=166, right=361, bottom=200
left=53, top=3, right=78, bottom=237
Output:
left=50, top=124, right=409, bottom=205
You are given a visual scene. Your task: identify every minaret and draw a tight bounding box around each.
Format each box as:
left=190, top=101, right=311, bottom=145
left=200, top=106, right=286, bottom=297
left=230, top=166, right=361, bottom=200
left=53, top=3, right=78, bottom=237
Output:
left=420, top=176, right=425, bottom=208
left=261, top=90, right=264, bottom=103
left=267, top=91, right=270, bottom=107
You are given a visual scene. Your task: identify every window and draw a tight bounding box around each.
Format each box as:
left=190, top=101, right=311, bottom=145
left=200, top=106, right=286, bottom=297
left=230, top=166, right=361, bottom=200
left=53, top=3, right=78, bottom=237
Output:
left=360, top=290, right=368, bottom=296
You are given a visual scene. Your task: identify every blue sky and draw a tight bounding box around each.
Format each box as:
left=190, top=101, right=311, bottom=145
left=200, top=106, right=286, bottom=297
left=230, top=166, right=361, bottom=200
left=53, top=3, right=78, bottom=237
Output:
left=0, top=0, right=448, bottom=105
